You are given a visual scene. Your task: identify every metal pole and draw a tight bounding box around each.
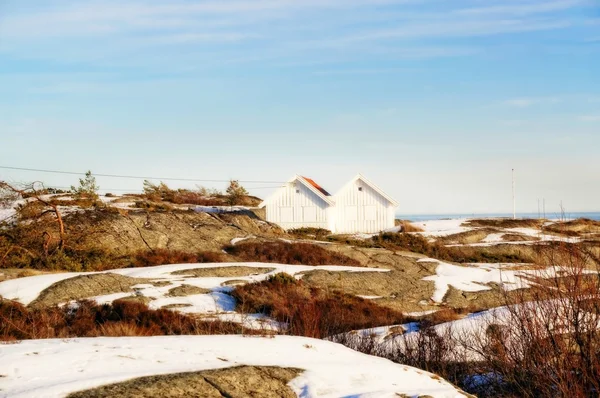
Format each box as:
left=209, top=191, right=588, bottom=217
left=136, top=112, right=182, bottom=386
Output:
left=512, top=169, right=516, bottom=220
left=543, top=198, right=546, bottom=219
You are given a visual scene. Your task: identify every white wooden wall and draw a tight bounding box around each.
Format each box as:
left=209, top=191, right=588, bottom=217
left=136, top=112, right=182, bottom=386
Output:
left=264, top=181, right=331, bottom=230
left=334, top=178, right=395, bottom=234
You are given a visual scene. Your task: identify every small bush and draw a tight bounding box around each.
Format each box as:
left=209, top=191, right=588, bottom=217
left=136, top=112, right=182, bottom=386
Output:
left=232, top=273, right=405, bottom=338
left=224, top=241, right=361, bottom=266
left=0, top=299, right=252, bottom=341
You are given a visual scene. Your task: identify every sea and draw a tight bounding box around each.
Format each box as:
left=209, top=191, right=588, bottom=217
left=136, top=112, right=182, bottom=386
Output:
left=397, top=212, right=600, bottom=222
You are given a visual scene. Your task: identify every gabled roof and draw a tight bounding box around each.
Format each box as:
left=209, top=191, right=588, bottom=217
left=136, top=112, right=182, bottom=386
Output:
left=338, top=174, right=399, bottom=207
left=302, top=176, right=331, bottom=197
left=258, top=175, right=335, bottom=208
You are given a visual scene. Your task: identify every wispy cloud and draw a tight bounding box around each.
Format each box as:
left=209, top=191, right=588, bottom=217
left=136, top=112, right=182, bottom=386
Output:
left=0, top=0, right=592, bottom=74
left=504, top=97, right=562, bottom=107
left=456, top=0, right=584, bottom=16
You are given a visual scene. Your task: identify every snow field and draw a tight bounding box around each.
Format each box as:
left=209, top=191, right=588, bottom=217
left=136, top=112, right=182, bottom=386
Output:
left=0, top=335, right=469, bottom=398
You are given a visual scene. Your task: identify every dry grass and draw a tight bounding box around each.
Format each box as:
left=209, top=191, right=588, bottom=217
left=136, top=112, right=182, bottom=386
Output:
left=0, top=299, right=253, bottom=341
left=439, top=229, right=497, bottom=245
left=373, top=232, right=536, bottom=264
left=335, top=241, right=600, bottom=398
left=134, top=249, right=227, bottom=267
left=396, top=220, right=425, bottom=232
left=224, top=241, right=362, bottom=266
left=232, top=273, right=406, bottom=338
left=419, top=308, right=464, bottom=326
left=544, top=218, right=600, bottom=236
left=501, top=233, right=538, bottom=242
left=462, top=218, right=542, bottom=229
left=288, top=227, right=331, bottom=241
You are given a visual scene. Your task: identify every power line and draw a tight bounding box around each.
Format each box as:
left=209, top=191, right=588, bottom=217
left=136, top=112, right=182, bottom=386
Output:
left=43, top=185, right=283, bottom=192
left=0, top=165, right=286, bottom=184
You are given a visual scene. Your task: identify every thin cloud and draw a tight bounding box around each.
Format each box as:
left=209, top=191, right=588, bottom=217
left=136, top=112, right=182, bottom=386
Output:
left=456, top=0, right=584, bottom=16
left=504, top=97, right=562, bottom=107
left=322, top=19, right=571, bottom=45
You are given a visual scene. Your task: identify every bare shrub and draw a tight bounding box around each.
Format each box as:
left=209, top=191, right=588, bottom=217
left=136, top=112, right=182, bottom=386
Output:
left=0, top=181, right=66, bottom=258
left=224, top=241, right=361, bottom=266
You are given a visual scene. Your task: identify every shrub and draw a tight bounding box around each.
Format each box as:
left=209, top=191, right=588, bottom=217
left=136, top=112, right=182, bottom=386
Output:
left=0, top=299, right=253, bottom=341
left=225, top=180, right=248, bottom=206
left=232, top=273, right=405, bottom=338
left=224, top=241, right=361, bottom=266
left=71, top=170, right=99, bottom=202
left=335, top=240, right=600, bottom=397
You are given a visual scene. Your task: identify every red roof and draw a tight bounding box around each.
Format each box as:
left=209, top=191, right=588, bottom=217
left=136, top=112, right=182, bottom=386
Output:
left=302, top=176, right=331, bottom=197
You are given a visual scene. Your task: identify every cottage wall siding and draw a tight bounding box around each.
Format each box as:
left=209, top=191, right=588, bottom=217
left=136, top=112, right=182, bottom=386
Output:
left=264, top=180, right=330, bottom=230
left=262, top=175, right=397, bottom=234
left=334, top=177, right=396, bottom=234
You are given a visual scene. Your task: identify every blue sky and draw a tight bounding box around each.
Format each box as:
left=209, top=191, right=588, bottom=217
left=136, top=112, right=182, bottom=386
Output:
left=0, top=0, right=599, bottom=214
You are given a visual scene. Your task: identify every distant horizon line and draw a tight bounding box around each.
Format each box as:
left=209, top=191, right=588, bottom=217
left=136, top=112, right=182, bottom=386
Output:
left=396, top=211, right=600, bottom=217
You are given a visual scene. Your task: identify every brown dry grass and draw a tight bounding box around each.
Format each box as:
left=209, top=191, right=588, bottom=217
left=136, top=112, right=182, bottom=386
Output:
left=439, top=229, right=496, bottom=245
left=0, top=299, right=253, bottom=341
left=501, top=233, right=538, bottom=242
left=544, top=218, right=600, bottom=236
left=288, top=227, right=331, bottom=241
left=374, top=232, right=536, bottom=264
left=225, top=241, right=362, bottom=266
left=396, top=220, right=425, bottom=232
left=134, top=249, right=227, bottom=267
left=232, top=273, right=406, bottom=338
left=462, top=218, right=542, bottom=229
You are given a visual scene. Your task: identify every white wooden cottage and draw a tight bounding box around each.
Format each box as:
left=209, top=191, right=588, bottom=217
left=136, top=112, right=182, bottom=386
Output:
left=259, top=174, right=398, bottom=234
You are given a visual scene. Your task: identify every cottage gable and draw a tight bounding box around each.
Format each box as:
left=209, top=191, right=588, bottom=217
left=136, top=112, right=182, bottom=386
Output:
left=260, top=174, right=397, bottom=234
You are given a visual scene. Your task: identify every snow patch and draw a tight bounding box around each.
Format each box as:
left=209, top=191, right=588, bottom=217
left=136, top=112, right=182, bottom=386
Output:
left=0, top=335, right=467, bottom=398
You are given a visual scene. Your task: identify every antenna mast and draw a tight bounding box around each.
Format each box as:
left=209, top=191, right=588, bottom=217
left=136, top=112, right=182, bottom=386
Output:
left=512, top=168, right=516, bottom=220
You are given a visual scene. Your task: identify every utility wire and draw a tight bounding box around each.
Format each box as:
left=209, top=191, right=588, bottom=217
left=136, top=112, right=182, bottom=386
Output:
left=0, top=165, right=286, bottom=184
left=43, top=185, right=283, bottom=192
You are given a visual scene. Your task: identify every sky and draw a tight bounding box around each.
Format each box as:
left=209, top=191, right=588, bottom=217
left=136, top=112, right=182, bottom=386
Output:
left=0, top=0, right=599, bottom=215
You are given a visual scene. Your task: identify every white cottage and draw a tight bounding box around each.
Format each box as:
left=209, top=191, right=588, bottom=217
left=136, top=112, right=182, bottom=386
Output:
left=259, top=174, right=398, bottom=234
left=258, top=175, right=335, bottom=231
left=333, top=174, right=399, bottom=234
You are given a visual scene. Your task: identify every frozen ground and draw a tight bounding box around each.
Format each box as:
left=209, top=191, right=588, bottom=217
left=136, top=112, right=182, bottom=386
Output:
left=420, top=258, right=575, bottom=303
left=412, top=218, right=581, bottom=246
left=411, top=219, right=470, bottom=237
left=0, top=335, right=469, bottom=398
